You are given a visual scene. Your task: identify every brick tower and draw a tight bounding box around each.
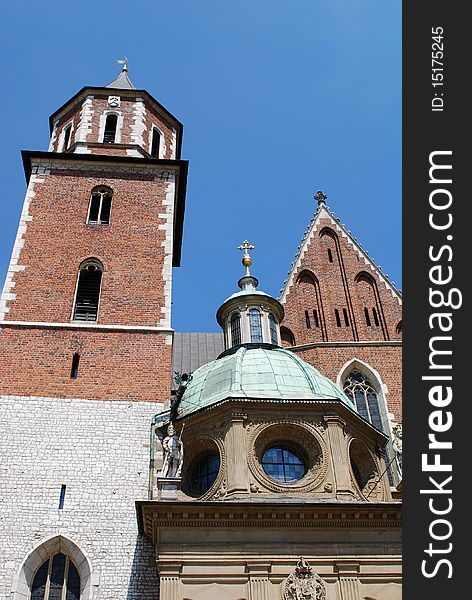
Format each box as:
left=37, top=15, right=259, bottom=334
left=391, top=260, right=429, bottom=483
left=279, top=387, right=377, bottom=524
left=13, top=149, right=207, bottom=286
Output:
left=0, top=62, right=188, bottom=402
left=0, top=65, right=187, bottom=599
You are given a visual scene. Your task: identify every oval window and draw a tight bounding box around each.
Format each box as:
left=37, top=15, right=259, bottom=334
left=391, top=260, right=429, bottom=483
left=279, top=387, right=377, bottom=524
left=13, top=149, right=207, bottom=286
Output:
left=262, top=446, right=306, bottom=483
left=191, top=453, right=220, bottom=495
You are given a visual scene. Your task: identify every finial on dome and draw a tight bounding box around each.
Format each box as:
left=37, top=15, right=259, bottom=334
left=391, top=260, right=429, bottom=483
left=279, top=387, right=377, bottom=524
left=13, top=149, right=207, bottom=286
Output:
left=238, top=239, right=255, bottom=277
left=314, top=190, right=327, bottom=205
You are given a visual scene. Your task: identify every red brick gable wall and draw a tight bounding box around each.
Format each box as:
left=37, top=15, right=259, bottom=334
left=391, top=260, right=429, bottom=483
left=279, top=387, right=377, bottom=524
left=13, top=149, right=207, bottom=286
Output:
left=280, top=207, right=402, bottom=422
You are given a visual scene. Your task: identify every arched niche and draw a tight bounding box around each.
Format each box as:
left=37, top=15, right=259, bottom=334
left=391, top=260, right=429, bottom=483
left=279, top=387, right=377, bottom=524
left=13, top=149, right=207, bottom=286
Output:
left=12, top=535, right=94, bottom=600
left=354, top=271, right=389, bottom=340
left=295, top=269, right=326, bottom=341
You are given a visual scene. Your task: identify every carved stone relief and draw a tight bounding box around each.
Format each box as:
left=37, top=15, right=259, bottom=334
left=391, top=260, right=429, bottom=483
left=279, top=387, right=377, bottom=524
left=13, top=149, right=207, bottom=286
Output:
left=283, top=558, right=327, bottom=600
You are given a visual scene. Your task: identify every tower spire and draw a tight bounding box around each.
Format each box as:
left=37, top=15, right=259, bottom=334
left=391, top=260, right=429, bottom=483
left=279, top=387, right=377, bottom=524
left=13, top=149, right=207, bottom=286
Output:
left=106, top=57, right=136, bottom=89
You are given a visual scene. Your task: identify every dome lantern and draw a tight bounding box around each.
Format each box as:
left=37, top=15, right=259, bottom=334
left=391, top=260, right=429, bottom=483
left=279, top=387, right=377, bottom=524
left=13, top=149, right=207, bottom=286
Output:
left=216, top=240, right=285, bottom=350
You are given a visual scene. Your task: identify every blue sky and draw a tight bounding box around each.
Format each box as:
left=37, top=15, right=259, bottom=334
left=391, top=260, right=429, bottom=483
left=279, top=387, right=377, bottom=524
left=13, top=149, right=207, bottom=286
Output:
left=0, top=0, right=401, bottom=332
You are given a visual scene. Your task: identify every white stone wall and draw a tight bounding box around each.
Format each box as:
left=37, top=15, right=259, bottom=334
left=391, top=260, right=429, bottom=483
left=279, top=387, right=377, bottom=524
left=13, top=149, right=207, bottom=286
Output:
left=0, top=395, right=162, bottom=600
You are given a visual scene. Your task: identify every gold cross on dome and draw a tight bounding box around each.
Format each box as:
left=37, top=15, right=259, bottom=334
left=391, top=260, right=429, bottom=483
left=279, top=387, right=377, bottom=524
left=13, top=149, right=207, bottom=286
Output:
left=238, top=240, right=255, bottom=276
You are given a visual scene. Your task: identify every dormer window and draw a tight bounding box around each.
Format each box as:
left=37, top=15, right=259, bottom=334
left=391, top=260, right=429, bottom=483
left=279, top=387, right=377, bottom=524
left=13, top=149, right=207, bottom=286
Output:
left=103, top=114, right=118, bottom=143
left=87, top=187, right=112, bottom=225
left=150, top=127, right=160, bottom=158
left=249, top=309, right=263, bottom=343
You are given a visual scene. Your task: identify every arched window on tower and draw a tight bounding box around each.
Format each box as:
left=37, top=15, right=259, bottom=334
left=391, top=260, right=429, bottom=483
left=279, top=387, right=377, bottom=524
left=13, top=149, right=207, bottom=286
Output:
left=269, top=313, right=278, bottom=345
left=72, top=259, right=103, bottom=322
left=31, top=553, right=80, bottom=600
left=103, top=114, right=118, bottom=143
left=230, top=313, right=241, bottom=346
left=150, top=127, right=160, bottom=158
left=343, top=371, right=383, bottom=432
left=87, top=187, right=113, bottom=225
left=280, top=326, right=295, bottom=347
left=62, top=123, right=72, bottom=152
left=249, top=309, right=263, bottom=343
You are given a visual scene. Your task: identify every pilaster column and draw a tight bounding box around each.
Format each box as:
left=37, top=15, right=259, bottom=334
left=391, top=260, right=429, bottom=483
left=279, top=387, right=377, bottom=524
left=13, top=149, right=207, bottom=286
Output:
left=246, top=562, right=272, bottom=600
left=324, top=415, right=355, bottom=496
left=335, top=562, right=361, bottom=600
left=226, top=412, right=250, bottom=496
left=158, top=564, right=182, bottom=600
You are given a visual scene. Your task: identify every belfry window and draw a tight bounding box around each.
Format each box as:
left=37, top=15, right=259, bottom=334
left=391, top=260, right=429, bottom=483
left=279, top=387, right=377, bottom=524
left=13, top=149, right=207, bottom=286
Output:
left=103, top=114, right=118, bottom=143
left=230, top=313, right=241, bottom=346
left=87, top=187, right=112, bottom=225
left=31, top=553, right=80, bottom=600
left=150, top=127, right=160, bottom=158
left=269, top=313, right=278, bottom=345
left=72, top=260, right=103, bottom=322
left=62, top=124, right=72, bottom=152
left=249, top=309, right=263, bottom=343
left=343, top=371, right=383, bottom=432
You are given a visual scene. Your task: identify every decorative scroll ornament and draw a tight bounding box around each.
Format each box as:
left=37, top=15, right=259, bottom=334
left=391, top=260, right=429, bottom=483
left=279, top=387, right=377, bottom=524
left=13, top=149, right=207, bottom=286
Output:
left=284, top=558, right=326, bottom=600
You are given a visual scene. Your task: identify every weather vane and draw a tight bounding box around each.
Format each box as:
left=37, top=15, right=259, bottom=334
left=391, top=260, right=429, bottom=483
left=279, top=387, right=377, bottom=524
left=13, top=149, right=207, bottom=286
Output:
left=238, top=240, right=255, bottom=277
left=314, top=190, right=327, bottom=204
left=116, top=56, right=128, bottom=72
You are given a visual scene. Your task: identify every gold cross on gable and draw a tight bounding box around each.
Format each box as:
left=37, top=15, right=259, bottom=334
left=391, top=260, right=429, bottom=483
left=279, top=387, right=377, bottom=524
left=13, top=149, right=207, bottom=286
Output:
left=238, top=240, right=255, bottom=277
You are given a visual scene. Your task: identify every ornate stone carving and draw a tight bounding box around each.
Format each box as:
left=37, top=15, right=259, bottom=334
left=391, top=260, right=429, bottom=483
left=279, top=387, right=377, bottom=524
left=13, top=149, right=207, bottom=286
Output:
left=107, top=95, right=120, bottom=107
left=284, top=558, right=326, bottom=600
left=392, top=422, right=402, bottom=477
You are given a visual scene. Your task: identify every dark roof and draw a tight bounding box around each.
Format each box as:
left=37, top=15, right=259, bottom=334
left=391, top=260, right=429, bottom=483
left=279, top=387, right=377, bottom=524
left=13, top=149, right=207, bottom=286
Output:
left=171, top=332, right=225, bottom=389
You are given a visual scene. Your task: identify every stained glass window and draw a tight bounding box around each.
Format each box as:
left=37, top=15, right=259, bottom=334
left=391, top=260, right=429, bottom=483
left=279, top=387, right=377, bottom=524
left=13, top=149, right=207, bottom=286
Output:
left=343, top=371, right=383, bottom=432
left=262, top=447, right=306, bottom=483
left=191, top=453, right=220, bottom=496
left=249, top=309, right=263, bottom=343
left=31, top=553, right=80, bottom=600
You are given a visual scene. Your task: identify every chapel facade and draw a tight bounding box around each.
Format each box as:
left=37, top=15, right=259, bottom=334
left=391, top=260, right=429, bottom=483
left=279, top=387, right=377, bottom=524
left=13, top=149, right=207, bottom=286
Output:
left=0, top=67, right=402, bottom=600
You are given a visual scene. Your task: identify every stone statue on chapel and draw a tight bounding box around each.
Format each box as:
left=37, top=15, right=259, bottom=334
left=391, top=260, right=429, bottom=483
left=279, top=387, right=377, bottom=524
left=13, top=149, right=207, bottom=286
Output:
left=392, top=423, right=402, bottom=477
left=159, top=423, right=184, bottom=478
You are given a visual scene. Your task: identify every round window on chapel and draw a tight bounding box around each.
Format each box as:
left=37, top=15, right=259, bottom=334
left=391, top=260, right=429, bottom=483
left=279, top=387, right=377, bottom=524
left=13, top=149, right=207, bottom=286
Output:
left=191, top=453, right=220, bottom=496
left=262, top=446, right=306, bottom=483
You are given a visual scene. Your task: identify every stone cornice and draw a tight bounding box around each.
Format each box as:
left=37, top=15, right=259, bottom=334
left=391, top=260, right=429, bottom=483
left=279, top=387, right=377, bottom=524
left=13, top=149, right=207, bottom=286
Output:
left=289, top=341, right=402, bottom=351
left=0, top=320, right=173, bottom=334
left=136, top=500, right=402, bottom=543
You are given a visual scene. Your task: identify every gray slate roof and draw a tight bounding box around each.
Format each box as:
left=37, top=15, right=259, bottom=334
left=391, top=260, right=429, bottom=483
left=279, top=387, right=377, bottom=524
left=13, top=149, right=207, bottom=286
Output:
left=106, top=69, right=136, bottom=90
left=171, top=332, right=225, bottom=390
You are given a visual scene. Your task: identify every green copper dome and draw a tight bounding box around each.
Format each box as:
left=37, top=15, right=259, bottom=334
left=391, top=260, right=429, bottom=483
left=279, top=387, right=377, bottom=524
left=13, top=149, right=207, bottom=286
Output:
left=177, top=345, right=355, bottom=418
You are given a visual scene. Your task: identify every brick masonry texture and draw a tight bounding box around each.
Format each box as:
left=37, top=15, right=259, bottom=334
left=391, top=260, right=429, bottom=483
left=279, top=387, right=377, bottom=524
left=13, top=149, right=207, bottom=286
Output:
left=281, top=209, right=402, bottom=422
left=4, top=170, right=172, bottom=327
left=0, top=327, right=171, bottom=401
left=0, top=395, right=162, bottom=599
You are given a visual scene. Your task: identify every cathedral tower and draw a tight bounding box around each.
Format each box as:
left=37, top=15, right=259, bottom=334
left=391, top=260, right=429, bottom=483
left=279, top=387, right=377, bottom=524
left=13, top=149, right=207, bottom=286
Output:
left=0, top=65, right=187, bottom=600
left=0, top=63, right=188, bottom=401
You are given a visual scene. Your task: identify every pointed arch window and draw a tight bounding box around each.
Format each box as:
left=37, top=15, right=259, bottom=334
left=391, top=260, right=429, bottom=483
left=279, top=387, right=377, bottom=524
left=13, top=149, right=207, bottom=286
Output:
left=269, top=313, right=278, bottom=345
left=87, top=187, right=112, bottom=225
left=31, top=553, right=80, bottom=600
left=103, top=114, right=118, bottom=143
left=249, top=309, right=263, bottom=343
left=343, top=371, right=383, bottom=432
left=230, top=313, right=241, bottom=346
left=72, top=260, right=103, bottom=322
